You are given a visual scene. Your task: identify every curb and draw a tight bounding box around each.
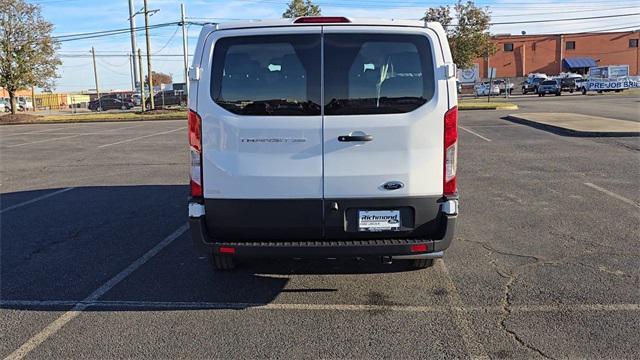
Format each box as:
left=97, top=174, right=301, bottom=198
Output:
left=460, top=104, right=519, bottom=111
left=0, top=116, right=186, bottom=126
left=505, top=115, right=640, bottom=137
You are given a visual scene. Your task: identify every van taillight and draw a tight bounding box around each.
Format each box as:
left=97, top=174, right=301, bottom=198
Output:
left=188, top=110, right=203, bottom=198
left=443, top=106, right=458, bottom=196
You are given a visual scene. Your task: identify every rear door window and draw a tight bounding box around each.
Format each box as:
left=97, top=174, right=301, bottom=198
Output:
left=211, top=34, right=321, bottom=116
left=323, top=34, right=434, bottom=115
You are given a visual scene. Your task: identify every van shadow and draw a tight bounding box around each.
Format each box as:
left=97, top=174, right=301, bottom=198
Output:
left=0, top=185, right=413, bottom=312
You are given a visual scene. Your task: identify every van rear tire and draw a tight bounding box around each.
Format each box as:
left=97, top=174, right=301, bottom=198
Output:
left=213, top=255, right=236, bottom=270
left=411, top=258, right=434, bottom=269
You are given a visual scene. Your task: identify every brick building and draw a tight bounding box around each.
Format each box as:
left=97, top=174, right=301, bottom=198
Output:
left=475, top=30, right=639, bottom=78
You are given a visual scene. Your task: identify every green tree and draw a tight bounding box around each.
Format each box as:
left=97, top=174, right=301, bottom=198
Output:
left=282, top=0, right=321, bottom=18
left=423, top=0, right=495, bottom=69
left=0, top=0, right=60, bottom=114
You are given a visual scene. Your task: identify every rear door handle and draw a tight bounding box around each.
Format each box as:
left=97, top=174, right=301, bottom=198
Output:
left=338, top=134, right=373, bottom=142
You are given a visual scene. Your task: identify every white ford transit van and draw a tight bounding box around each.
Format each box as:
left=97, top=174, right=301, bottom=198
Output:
left=188, top=17, right=458, bottom=270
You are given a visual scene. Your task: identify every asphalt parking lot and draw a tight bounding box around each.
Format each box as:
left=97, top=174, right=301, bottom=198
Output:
left=1, top=95, right=639, bottom=359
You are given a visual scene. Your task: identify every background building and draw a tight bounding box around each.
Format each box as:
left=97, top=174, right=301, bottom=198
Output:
left=476, top=30, right=639, bottom=78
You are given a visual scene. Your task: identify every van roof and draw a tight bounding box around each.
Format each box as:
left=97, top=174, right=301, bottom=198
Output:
left=205, top=18, right=437, bottom=31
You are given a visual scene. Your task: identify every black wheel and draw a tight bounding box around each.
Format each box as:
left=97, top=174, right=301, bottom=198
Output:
left=582, top=88, right=587, bottom=95
left=570, top=89, right=574, bottom=94
left=555, top=92, right=561, bottom=96
left=522, top=88, right=527, bottom=95
left=538, top=93, right=541, bottom=97
left=213, top=255, right=235, bottom=270
left=411, top=259, right=434, bottom=269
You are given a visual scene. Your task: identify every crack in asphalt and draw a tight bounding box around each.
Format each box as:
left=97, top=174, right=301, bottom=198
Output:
left=459, top=238, right=541, bottom=263
left=457, top=238, right=555, bottom=357
left=462, top=236, right=639, bottom=358
left=494, top=266, right=556, bottom=360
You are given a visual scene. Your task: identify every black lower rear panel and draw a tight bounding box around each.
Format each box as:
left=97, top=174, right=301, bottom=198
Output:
left=204, top=196, right=443, bottom=241
left=204, top=199, right=323, bottom=241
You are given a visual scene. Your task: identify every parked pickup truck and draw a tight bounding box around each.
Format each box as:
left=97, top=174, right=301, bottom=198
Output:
left=560, top=78, right=578, bottom=93
left=522, top=77, right=545, bottom=94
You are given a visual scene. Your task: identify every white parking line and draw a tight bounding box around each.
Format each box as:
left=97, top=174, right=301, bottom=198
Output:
left=97, top=127, right=185, bottom=148
left=4, top=124, right=146, bottom=148
left=459, top=126, right=492, bottom=142
left=2, top=300, right=638, bottom=313
left=584, top=182, right=639, bottom=208
left=0, top=188, right=74, bottom=214
left=3, top=223, right=189, bottom=360
left=0, top=125, right=85, bottom=137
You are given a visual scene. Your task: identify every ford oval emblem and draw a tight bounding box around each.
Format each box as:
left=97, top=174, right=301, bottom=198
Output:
left=383, top=181, right=404, bottom=191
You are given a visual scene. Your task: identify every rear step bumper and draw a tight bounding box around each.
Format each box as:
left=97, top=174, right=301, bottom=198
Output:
left=189, top=204, right=456, bottom=259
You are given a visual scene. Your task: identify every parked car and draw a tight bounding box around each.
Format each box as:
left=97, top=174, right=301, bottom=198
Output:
left=88, top=97, right=134, bottom=111
left=474, top=81, right=500, bottom=96
left=131, top=93, right=142, bottom=106
left=560, top=77, right=577, bottom=93
left=188, top=17, right=459, bottom=270
left=145, top=90, right=186, bottom=109
left=537, top=79, right=561, bottom=96
left=575, top=78, right=587, bottom=93
left=456, top=80, right=462, bottom=94
left=0, top=99, right=9, bottom=112
left=522, top=77, right=545, bottom=94
left=16, top=97, right=33, bottom=111
left=493, top=79, right=514, bottom=94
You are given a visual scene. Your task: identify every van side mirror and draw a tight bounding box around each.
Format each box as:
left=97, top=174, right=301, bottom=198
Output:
left=189, top=67, right=201, bottom=81
left=444, top=63, right=457, bottom=79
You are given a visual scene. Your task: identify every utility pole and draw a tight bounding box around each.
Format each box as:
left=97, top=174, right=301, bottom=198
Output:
left=181, top=3, right=189, bottom=98
left=129, top=54, right=135, bottom=91
left=128, top=0, right=139, bottom=89
left=559, top=34, right=564, bottom=74
left=31, top=86, right=35, bottom=112
left=143, top=0, right=155, bottom=110
left=91, top=47, right=101, bottom=110
left=138, top=48, right=146, bottom=113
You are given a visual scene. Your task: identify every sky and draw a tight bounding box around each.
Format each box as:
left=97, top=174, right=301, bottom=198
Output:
left=32, top=0, right=640, bottom=92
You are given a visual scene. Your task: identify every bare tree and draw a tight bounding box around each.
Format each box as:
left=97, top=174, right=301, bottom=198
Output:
left=145, top=71, right=172, bottom=86
left=282, top=0, right=321, bottom=18
left=0, top=0, right=60, bottom=114
left=423, top=0, right=495, bottom=69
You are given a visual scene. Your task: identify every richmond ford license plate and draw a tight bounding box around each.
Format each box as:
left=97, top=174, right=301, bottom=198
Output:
left=358, top=210, right=401, bottom=232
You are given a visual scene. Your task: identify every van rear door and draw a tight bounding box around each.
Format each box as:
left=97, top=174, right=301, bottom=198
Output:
left=197, top=27, right=323, bottom=240
left=321, top=26, right=449, bottom=239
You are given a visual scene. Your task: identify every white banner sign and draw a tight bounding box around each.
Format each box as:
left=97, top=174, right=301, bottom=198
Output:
left=587, top=79, right=639, bottom=90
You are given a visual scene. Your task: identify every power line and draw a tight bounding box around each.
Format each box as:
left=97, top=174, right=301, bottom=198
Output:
left=487, top=12, right=640, bottom=26
left=153, top=27, right=180, bottom=55
left=54, top=22, right=180, bottom=42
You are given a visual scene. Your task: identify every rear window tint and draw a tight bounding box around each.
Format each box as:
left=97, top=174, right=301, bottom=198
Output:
left=324, top=34, right=434, bottom=115
left=211, top=35, right=321, bottom=116
left=542, top=80, right=557, bottom=85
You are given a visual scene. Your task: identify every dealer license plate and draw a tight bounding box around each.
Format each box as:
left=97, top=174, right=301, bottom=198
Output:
left=358, top=210, right=401, bottom=232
